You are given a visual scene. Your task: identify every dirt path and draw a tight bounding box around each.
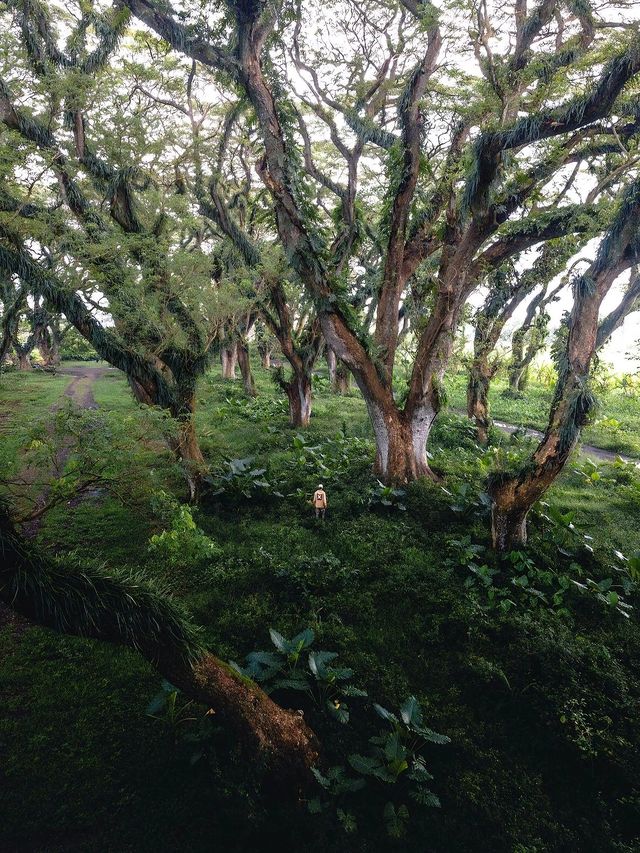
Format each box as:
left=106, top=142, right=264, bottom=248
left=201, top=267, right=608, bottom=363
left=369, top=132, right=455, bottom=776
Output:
left=1, top=365, right=114, bottom=644
left=21, top=365, right=112, bottom=538
left=453, top=408, right=639, bottom=466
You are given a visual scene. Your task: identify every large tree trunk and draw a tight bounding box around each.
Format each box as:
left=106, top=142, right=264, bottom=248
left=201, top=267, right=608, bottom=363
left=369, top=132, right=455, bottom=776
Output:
left=129, top=378, right=207, bottom=502
left=0, top=504, right=319, bottom=785
left=36, top=323, right=61, bottom=367
left=336, top=364, right=350, bottom=394
left=490, top=496, right=531, bottom=551
left=325, top=347, right=337, bottom=391
left=15, top=349, right=31, bottom=371
left=260, top=348, right=271, bottom=369
left=365, top=393, right=437, bottom=484
left=467, top=357, right=493, bottom=444
left=168, top=414, right=207, bottom=503
left=508, top=364, right=528, bottom=393
left=237, top=340, right=257, bottom=397
left=221, top=343, right=238, bottom=380
left=284, top=372, right=312, bottom=428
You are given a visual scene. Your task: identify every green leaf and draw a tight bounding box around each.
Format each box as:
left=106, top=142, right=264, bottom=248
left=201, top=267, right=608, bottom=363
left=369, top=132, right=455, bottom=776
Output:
left=414, top=726, right=451, bottom=745
left=311, top=767, right=330, bottom=789
left=341, top=684, right=368, bottom=698
left=308, top=650, right=337, bottom=678
left=327, top=699, right=349, bottom=723
left=400, top=695, right=423, bottom=728
left=348, top=754, right=378, bottom=776
left=373, top=703, right=399, bottom=725
left=269, top=628, right=289, bottom=653
left=384, top=731, right=407, bottom=763
left=292, top=627, right=315, bottom=649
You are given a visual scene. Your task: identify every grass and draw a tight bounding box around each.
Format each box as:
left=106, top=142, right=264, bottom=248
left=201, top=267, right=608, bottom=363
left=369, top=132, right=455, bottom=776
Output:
left=1, top=358, right=640, bottom=851
left=445, top=372, right=640, bottom=457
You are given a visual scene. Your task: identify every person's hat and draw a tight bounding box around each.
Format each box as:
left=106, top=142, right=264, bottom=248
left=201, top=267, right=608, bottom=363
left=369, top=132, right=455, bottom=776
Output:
left=318, top=484, right=323, bottom=489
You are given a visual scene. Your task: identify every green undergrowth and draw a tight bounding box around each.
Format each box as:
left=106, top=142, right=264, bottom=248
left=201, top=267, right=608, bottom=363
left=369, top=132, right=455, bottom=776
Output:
left=1, top=360, right=640, bottom=851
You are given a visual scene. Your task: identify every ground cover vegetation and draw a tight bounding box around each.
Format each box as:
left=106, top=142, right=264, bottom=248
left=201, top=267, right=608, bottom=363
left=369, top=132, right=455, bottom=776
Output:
left=2, top=0, right=640, bottom=850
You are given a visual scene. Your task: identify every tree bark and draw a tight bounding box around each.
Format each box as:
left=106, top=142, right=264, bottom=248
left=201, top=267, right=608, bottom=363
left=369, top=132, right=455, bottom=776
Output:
left=491, top=497, right=530, bottom=551
left=237, top=340, right=257, bottom=397
left=467, top=357, right=493, bottom=445
left=221, top=343, right=238, bottom=380
left=365, top=392, right=437, bottom=484
left=336, top=364, right=350, bottom=394
left=16, top=350, right=31, bottom=370
left=129, top=378, right=207, bottom=502
left=325, top=347, right=337, bottom=391
left=168, top=415, right=207, bottom=503
left=260, top=348, right=271, bottom=369
left=284, top=372, right=312, bottom=428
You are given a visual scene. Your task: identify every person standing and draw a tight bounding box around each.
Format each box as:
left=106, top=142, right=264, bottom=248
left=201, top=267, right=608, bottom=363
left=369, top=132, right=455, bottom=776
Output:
left=312, top=484, right=327, bottom=520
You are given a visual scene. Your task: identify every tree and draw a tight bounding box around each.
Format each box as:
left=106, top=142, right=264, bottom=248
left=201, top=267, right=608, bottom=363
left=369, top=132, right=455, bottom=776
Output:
left=489, top=178, right=640, bottom=550
left=124, top=0, right=640, bottom=483
left=466, top=240, right=580, bottom=443
left=0, top=3, right=243, bottom=498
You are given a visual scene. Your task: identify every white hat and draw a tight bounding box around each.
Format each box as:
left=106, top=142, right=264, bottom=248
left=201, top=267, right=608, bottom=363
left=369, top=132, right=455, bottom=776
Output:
left=318, top=484, right=323, bottom=489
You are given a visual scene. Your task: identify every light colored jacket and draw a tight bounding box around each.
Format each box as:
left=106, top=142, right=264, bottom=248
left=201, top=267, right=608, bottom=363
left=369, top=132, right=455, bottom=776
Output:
left=313, top=489, right=327, bottom=508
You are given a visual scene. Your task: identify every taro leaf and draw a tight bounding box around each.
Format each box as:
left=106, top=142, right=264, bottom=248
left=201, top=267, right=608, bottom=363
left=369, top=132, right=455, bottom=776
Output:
left=373, top=703, right=399, bottom=725
left=292, top=627, right=315, bottom=650
left=311, top=766, right=330, bottom=788
left=269, top=628, right=290, bottom=653
left=384, top=731, right=407, bottom=764
left=349, top=754, right=397, bottom=783
left=337, top=809, right=358, bottom=834
left=400, top=695, right=423, bottom=728
left=243, top=650, right=282, bottom=681
left=341, top=684, right=368, bottom=698
left=308, top=650, right=338, bottom=679
left=327, top=699, right=349, bottom=724
left=348, top=754, right=379, bottom=776
left=270, top=676, right=312, bottom=693
left=410, top=788, right=441, bottom=807
left=384, top=802, right=409, bottom=838
left=413, top=726, right=451, bottom=745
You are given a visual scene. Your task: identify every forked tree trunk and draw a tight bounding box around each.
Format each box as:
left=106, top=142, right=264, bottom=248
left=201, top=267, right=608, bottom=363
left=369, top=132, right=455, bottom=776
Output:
left=221, top=343, right=238, bottom=380
left=467, top=358, right=493, bottom=444
left=365, top=394, right=437, bottom=484
left=325, top=347, right=337, bottom=391
left=36, top=326, right=61, bottom=367
left=237, top=340, right=257, bottom=397
left=284, top=372, right=312, bottom=427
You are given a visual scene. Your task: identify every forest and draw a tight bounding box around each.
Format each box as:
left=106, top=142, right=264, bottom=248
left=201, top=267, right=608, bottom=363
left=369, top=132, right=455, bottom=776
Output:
left=1, top=0, right=640, bottom=850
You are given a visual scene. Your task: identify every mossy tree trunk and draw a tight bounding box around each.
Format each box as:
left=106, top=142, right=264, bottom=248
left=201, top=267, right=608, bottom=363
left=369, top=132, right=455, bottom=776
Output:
left=0, top=502, right=319, bottom=784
